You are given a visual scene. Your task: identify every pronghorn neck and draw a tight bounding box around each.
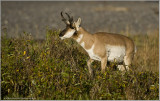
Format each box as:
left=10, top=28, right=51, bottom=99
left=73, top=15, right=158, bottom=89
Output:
left=72, top=27, right=94, bottom=50
left=72, top=27, right=92, bottom=43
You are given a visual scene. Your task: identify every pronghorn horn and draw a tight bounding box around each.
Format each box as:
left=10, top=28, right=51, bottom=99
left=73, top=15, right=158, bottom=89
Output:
left=61, top=11, right=66, bottom=21
left=61, top=11, right=70, bottom=25
left=65, top=12, right=73, bottom=23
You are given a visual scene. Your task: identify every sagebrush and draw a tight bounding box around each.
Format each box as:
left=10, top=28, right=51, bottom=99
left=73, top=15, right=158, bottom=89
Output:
left=1, top=28, right=159, bottom=100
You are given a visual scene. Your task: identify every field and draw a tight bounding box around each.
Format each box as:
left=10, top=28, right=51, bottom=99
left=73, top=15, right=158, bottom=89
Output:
left=1, top=28, right=159, bottom=100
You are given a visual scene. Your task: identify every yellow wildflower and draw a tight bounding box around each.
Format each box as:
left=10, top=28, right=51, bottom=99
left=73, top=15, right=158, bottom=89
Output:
left=26, top=56, right=30, bottom=59
left=23, top=51, right=26, bottom=55
left=150, top=85, right=156, bottom=90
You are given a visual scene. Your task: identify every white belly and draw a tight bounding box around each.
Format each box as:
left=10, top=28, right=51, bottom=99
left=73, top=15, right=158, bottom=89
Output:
left=106, top=45, right=126, bottom=62
left=80, top=42, right=125, bottom=62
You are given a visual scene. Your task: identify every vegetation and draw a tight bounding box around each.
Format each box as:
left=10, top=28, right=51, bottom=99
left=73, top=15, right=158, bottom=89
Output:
left=1, top=28, right=159, bottom=100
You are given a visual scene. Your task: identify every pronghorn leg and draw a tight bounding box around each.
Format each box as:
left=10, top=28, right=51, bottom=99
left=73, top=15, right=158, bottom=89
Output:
left=87, top=59, right=94, bottom=75
left=101, top=56, right=107, bottom=73
left=123, top=54, right=133, bottom=71
left=117, top=65, right=126, bottom=71
left=117, top=54, right=133, bottom=71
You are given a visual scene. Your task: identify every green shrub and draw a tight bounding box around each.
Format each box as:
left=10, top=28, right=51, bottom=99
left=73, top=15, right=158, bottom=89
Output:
left=1, top=29, right=159, bottom=100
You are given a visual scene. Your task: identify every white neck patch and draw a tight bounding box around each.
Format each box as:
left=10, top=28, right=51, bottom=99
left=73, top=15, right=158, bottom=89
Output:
left=76, top=34, right=83, bottom=43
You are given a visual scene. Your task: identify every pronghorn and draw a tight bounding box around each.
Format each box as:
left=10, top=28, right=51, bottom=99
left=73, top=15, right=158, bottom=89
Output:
left=59, top=12, right=136, bottom=75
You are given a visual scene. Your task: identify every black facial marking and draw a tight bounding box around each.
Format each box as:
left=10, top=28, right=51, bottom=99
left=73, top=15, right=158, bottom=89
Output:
left=70, top=25, right=74, bottom=29
left=59, top=27, right=69, bottom=37
left=59, top=25, right=76, bottom=37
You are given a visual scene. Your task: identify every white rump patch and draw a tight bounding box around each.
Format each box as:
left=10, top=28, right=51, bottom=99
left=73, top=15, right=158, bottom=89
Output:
left=76, top=34, right=83, bottom=43
left=106, top=45, right=126, bottom=62
left=61, top=29, right=75, bottom=40
left=81, top=43, right=101, bottom=61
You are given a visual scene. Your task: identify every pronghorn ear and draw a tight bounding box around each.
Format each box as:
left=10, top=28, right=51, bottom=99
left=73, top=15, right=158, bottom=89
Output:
left=76, top=18, right=81, bottom=26
left=73, top=18, right=81, bottom=31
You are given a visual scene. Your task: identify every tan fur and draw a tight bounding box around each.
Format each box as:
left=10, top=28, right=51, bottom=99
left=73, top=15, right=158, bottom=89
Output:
left=72, top=27, right=135, bottom=73
left=73, top=27, right=135, bottom=58
left=60, top=14, right=136, bottom=74
left=73, top=28, right=94, bottom=49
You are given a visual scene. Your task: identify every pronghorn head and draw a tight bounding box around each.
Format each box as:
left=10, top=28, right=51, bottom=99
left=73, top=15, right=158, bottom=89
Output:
left=59, top=11, right=81, bottom=40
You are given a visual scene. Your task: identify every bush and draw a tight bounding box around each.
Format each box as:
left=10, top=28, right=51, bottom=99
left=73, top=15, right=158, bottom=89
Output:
left=1, top=29, right=159, bottom=100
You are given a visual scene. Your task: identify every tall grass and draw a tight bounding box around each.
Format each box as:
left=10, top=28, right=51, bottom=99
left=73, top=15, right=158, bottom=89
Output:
left=1, top=28, right=159, bottom=100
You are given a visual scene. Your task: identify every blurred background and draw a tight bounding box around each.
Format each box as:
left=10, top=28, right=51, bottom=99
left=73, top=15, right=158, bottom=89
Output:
left=1, top=1, right=159, bottom=39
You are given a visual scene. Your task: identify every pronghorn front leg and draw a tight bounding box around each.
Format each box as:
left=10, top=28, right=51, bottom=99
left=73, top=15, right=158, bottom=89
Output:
left=87, top=59, right=94, bottom=75
left=101, top=56, right=107, bottom=73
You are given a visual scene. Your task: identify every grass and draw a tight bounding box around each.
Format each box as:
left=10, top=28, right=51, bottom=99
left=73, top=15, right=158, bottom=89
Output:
left=1, top=28, right=159, bottom=100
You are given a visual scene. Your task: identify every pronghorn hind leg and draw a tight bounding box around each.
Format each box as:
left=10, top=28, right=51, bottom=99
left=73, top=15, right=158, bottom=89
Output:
left=101, top=56, right=107, bottom=73
left=87, top=59, right=94, bottom=76
left=123, top=53, right=134, bottom=71
left=118, top=54, right=133, bottom=72
left=117, top=65, right=126, bottom=71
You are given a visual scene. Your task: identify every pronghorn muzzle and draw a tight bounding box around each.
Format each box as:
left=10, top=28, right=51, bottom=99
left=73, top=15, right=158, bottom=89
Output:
left=59, top=28, right=68, bottom=37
